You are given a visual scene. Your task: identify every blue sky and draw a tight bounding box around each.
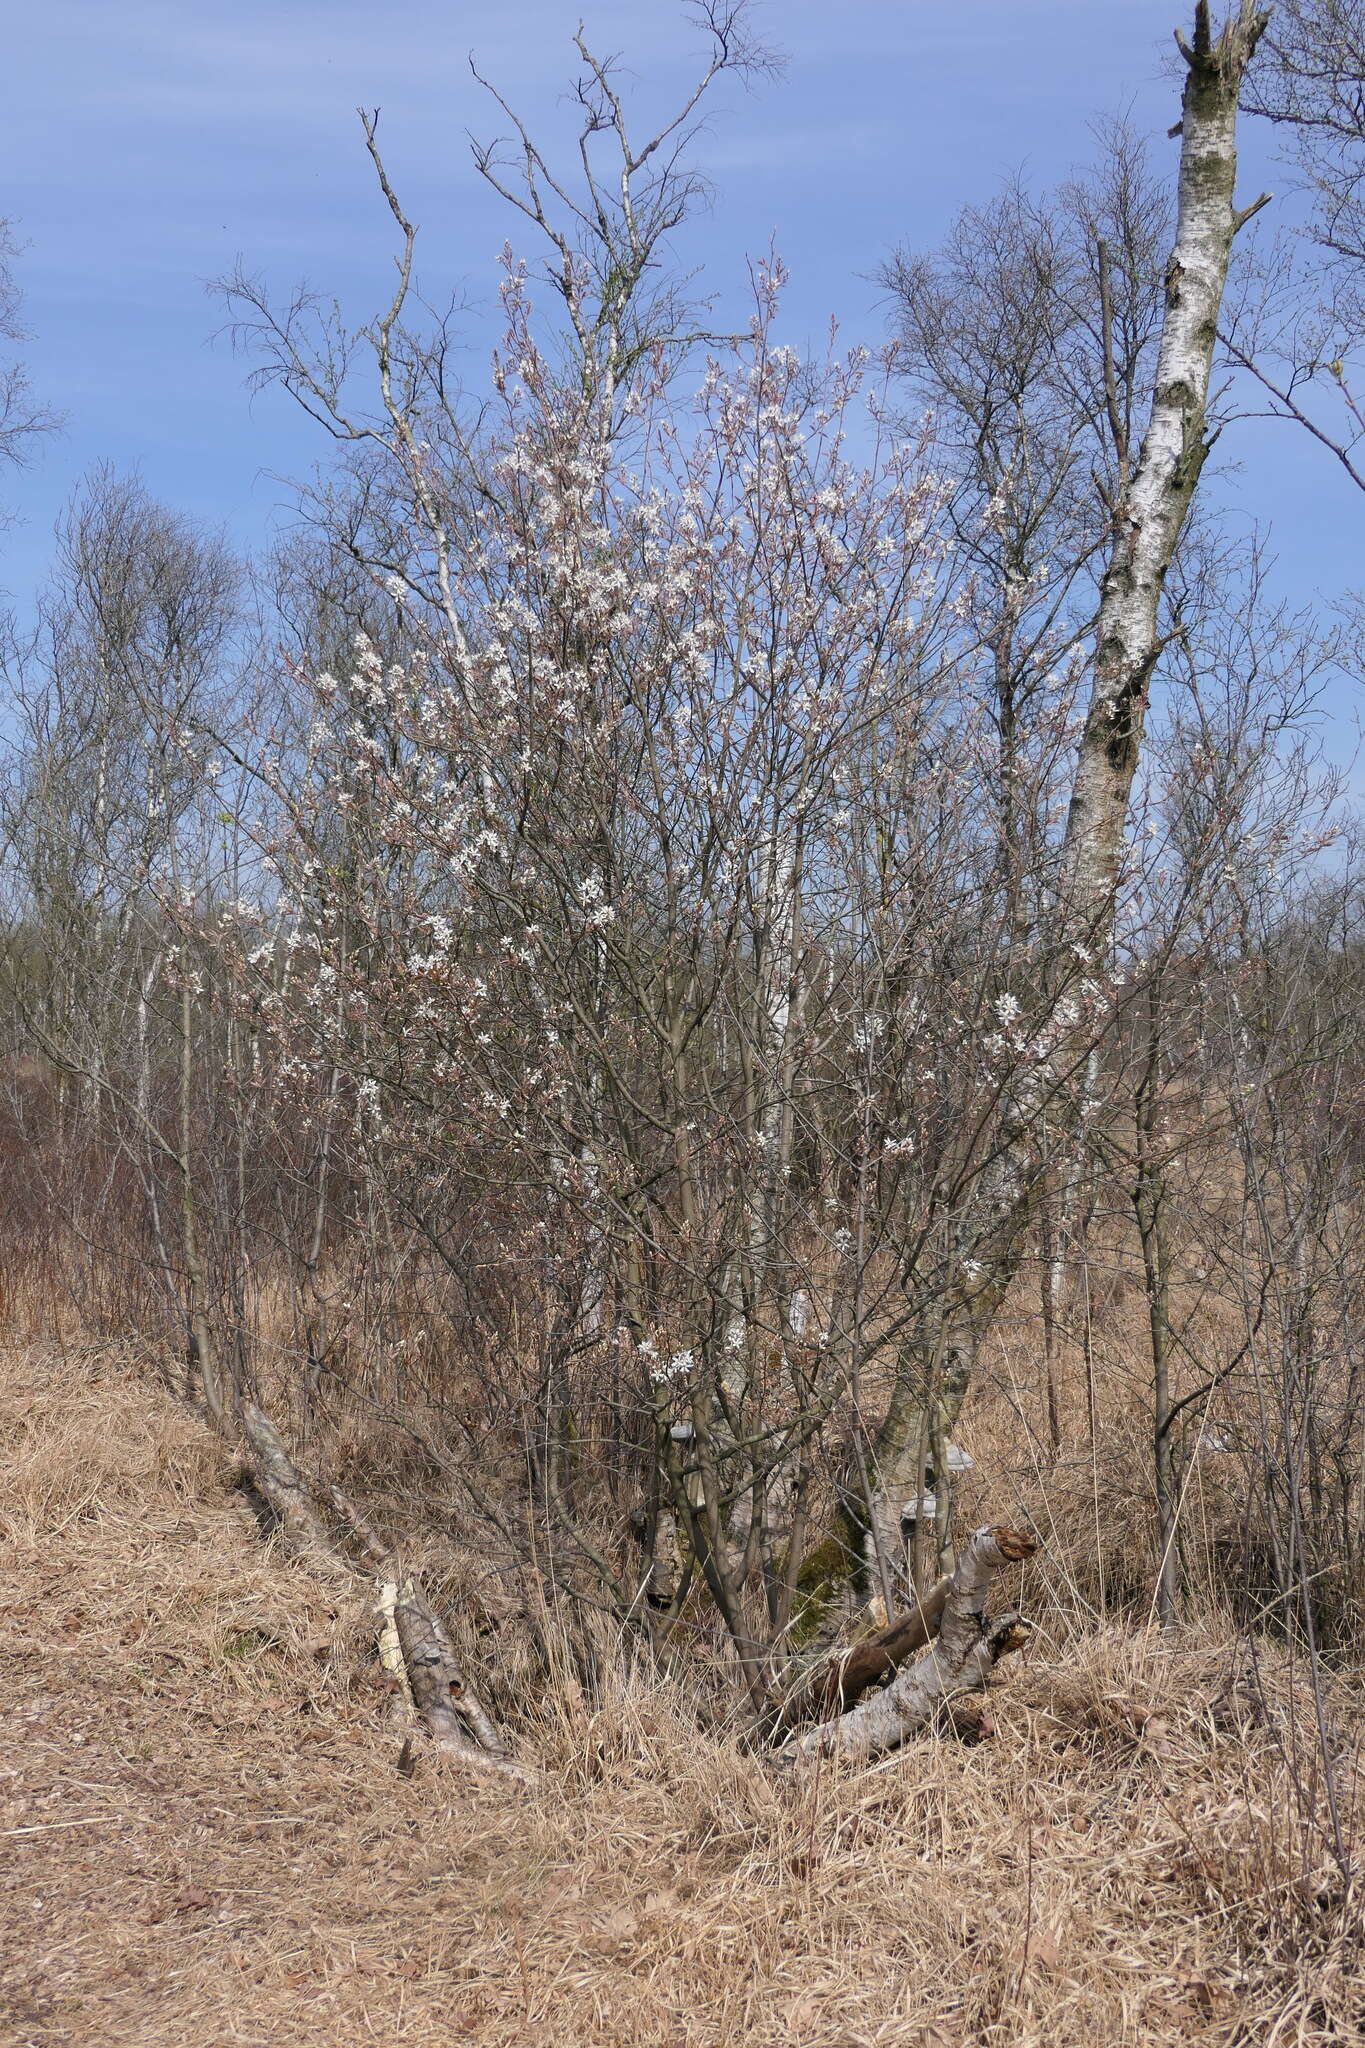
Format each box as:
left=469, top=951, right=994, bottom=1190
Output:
left=3, top=0, right=1361, bottom=741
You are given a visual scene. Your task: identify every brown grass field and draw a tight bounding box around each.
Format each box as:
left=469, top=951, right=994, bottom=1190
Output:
left=3, top=1338, right=1363, bottom=2047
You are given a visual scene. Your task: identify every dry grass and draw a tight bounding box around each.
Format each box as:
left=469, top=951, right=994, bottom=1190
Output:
left=3, top=1340, right=1363, bottom=2047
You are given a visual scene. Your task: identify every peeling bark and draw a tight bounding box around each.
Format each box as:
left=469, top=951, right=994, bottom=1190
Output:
left=326, top=1478, right=533, bottom=1784
left=774, top=1524, right=1036, bottom=1737
left=1061, top=0, right=1271, bottom=932
left=777, top=1526, right=1034, bottom=1765
left=391, top=1576, right=535, bottom=1784
left=240, top=1401, right=339, bottom=1570
left=773, top=1572, right=953, bottom=1738
left=853, top=8, right=1270, bottom=1591
left=375, top=1579, right=415, bottom=1722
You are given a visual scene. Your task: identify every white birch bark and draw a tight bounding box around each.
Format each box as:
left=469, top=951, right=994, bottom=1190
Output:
left=240, top=1400, right=340, bottom=1571
left=858, top=6, right=1269, bottom=1588
left=326, top=1480, right=534, bottom=1782
left=736, top=820, right=802, bottom=1392
left=376, top=1578, right=416, bottom=1721
left=778, top=1525, right=1033, bottom=1765
left=392, top=1577, right=537, bottom=1785
left=1061, top=0, right=1270, bottom=929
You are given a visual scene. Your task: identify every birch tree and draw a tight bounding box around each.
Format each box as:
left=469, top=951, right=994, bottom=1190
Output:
left=848, top=1, right=1273, bottom=1594
left=6, top=0, right=1292, bottom=1731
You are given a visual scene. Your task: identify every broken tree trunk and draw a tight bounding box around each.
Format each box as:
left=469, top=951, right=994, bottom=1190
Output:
left=240, top=1401, right=342, bottom=1572
left=774, top=1524, right=1036, bottom=1737
left=375, top=1578, right=416, bottom=1724
left=391, top=1577, right=533, bottom=1782
left=326, top=1481, right=534, bottom=1785
left=772, top=1572, right=954, bottom=1740
left=777, top=1526, right=1034, bottom=1765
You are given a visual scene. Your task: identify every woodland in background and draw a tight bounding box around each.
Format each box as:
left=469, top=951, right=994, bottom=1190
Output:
left=4, top=0, right=1365, bottom=1788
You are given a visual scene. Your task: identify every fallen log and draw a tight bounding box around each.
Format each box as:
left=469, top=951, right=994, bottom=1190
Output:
left=771, top=1573, right=952, bottom=1739
left=240, top=1401, right=342, bottom=1571
left=327, top=1481, right=534, bottom=1785
left=392, top=1576, right=535, bottom=1785
left=777, top=1525, right=1034, bottom=1765
left=241, top=1411, right=530, bottom=1782
left=375, top=1578, right=415, bottom=1723
left=772, top=1526, right=1035, bottom=1738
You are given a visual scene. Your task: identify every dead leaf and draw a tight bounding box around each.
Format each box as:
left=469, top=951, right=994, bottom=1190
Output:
left=1181, top=1972, right=1233, bottom=2012
left=1033, top=1929, right=1061, bottom=1971
left=594, top=1907, right=639, bottom=1946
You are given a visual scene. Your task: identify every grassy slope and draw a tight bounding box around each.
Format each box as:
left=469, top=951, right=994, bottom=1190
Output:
left=1, top=1343, right=1360, bottom=2047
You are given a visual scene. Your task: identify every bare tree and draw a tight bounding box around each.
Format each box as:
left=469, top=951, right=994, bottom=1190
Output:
left=0, top=220, right=56, bottom=522
left=0, top=472, right=241, bottom=1422
left=1228, top=1, right=1365, bottom=489
left=882, top=125, right=1171, bottom=938
left=470, top=1, right=780, bottom=416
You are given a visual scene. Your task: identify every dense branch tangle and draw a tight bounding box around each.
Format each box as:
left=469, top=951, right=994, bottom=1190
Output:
left=4, top=5, right=1342, bottom=1770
